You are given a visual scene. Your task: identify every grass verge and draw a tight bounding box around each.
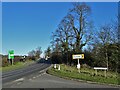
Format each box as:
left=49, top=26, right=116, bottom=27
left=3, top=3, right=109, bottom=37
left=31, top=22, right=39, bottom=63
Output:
left=47, top=64, right=120, bottom=85
left=0, top=60, right=35, bottom=72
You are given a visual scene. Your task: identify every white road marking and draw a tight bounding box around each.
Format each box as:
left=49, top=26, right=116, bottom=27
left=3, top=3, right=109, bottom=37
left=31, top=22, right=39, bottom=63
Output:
left=29, top=73, right=46, bottom=81
left=33, top=77, right=36, bottom=79
left=36, top=75, right=39, bottom=78
left=38, top=75, right=41, bottom=76
left=29, top=78, right=32, bottom=80
left=17, top=82, right=22, bottom=85
left=13, top=78, right=24, bottom=82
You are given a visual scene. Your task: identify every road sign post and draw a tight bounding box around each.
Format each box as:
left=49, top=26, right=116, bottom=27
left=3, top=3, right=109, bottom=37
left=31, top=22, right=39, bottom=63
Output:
left=72, top=54, right=84, bottom=73
left=54, top=64, right=57, bottom=69
left=77, top=59, right=80, bottom=73
left=8, top=50, right=14, bottom=65
left=58, top=64, right=60, bottom=70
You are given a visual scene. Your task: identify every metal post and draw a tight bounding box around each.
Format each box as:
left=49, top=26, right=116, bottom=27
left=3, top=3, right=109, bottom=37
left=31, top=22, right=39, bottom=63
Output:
left=8, top=59, right=10, bottom=64
left=77, top=59, right=80, bottom=73
left=78, top=59, right=80, bottom=65
left=12, top=59, right=13, bottom=65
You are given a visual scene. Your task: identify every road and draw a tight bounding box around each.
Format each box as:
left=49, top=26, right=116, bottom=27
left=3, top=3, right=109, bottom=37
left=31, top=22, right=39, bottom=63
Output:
left=2, top=59, right=51, bottom=83
left=2, top=59, right=120, bottom=89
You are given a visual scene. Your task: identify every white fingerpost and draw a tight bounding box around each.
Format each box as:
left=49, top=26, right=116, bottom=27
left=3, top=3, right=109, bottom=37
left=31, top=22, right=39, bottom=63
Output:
left=58, top=65, right=60, bottom=70
left=54, top=64, right=56, bottom=69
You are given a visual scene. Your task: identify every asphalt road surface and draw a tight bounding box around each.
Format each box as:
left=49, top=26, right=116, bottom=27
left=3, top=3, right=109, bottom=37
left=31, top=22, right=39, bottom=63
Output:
left=2, top=59, right=51, bottom=83
left=3, top=72, right=119, bottom=88
left=2, top=59, right=119, bottom=89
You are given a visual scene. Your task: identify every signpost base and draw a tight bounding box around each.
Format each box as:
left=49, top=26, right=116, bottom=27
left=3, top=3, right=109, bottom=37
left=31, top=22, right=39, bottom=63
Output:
left=58, top=65, right=60, bottom=70
left=12, top=59, right=13, bottom=65
left=77, top=59, right=80, bottom=73
left=54, top=64, right=56, bottom=69
left=78, top=69, right=80, bottom=73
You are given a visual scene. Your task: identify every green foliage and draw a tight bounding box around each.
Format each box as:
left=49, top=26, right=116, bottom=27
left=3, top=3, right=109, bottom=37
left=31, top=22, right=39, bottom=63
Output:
left=90, top=43, right=119, bottom=72
left=107, top=44, right=119, bottom=71
left=44, top=46, right=51, bottom=58
left=51, top=52, right=62, bottom=64
left=83, top=50, right=94, bottom=67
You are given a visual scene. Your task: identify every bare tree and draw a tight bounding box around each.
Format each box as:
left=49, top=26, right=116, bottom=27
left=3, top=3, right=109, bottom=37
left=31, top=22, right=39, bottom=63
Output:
left=35, top=47, right=42, bottom=59
left=44, top=46, right=51, bottom=57
left=28, top=47, right=42, bottom=60
left=28, top=50, right=36, bottom=60
left=67, top=3, right=93, bottom=52
left=96, top=23, right=117, bottom=70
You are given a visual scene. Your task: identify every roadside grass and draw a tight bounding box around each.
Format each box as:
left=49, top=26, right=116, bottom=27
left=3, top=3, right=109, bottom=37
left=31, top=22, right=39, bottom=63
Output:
left=47, top=64, right=119, bottom=85
left=0, top=60, right=35, bottom=72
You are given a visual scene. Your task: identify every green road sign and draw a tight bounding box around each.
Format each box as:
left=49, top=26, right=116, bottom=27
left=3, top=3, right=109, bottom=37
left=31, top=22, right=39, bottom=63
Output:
left=8, top=50, right=14, bottom=59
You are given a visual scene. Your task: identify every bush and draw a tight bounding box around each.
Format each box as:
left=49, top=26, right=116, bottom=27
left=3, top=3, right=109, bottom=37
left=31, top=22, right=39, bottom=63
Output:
left=2, top=56, right=9, bottom=67
left=2, top=55, right=25, bottom=66
left=51, top=52, right=62, bottom=64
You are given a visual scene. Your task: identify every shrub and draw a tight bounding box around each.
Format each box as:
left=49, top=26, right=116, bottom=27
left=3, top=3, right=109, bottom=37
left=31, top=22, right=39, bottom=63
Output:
left=2, top=56, right=9, bottom=67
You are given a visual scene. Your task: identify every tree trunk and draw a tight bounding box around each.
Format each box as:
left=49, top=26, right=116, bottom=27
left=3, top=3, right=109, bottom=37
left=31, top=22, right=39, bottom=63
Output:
left=76, top=35, right=80, bottom=53
left=105, top=48, right=109, bottom=71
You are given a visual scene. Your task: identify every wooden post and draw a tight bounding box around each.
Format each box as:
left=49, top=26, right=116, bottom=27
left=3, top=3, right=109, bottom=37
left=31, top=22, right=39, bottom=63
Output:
left=95, top=69, right=97, bottom=75
left=104, top=70, right=106, bottom=77
left=78, top=67, right=80, bottom=73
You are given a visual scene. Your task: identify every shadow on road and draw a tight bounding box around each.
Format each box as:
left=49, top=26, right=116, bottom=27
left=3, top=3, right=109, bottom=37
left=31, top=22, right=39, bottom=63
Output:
left=36, top=58, right=51, bottom=65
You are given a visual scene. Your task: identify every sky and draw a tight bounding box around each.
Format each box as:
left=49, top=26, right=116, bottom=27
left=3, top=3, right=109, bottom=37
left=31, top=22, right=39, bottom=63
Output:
left=2, top=2, right=118, bottom=56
